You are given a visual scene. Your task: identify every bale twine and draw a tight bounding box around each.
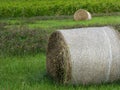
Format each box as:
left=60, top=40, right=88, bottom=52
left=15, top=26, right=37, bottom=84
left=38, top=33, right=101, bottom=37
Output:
left=46, top=26, right=120, bottom=85
left=74, top=9, right=92, bottom=21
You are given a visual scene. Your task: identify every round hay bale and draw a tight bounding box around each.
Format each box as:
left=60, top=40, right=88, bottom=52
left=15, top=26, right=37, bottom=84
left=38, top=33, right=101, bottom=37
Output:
left=74, top=9, right=92, bottom=21
left=46, top=26, right=120, bottom=85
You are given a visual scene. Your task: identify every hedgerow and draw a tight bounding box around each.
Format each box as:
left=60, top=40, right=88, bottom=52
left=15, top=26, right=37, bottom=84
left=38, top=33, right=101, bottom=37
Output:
left=0, top=0, right=120, bottom=18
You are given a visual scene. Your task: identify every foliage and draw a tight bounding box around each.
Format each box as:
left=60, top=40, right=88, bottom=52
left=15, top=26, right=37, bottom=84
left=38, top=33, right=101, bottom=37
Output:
left=0, top=0, right=120, bottom=18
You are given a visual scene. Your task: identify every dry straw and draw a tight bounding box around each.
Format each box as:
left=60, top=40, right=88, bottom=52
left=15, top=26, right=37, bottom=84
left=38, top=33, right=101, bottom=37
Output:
left=46, top=26, right=120, bottom=85
left=74, top=9, right=92, bottom=21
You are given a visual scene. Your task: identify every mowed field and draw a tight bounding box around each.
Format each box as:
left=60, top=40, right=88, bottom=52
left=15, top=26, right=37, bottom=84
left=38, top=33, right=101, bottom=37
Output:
left=0, top=16, right=120, bottom=90
left=0, top=53, right=120, bottom=90
left=0, top=0, right=120, bottom=90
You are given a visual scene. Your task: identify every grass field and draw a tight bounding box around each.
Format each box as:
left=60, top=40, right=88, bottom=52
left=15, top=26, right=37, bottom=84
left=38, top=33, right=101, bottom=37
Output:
left=0, top=15, right=120, bottom=89
left=28, top=16, right=120, bottom=29
left=0, top=54, right=120, bottom=90
left=0, top=16, right=120, bottom=55
left=0, top=0, right=120, bottom=89
left=1, top=16, right=120, bottom=29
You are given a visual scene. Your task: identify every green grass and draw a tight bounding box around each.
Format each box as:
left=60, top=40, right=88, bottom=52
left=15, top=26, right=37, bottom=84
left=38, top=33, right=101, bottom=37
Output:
left=29, top=16, right=120, bottom=29
left=0, top=53, right=120, bottom=90
left=1, top=16, right=120, bottom=30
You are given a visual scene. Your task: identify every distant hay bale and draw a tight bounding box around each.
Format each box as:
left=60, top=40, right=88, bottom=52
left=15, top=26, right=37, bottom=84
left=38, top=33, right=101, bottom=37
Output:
left=46, top=26, right=120, bottom=85
left=74, top=9, right=92, bottom=21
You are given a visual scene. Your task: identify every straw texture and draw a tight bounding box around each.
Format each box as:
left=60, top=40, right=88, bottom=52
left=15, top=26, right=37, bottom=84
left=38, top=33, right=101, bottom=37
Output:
left=74, top=9, right=92, bottom=21
left=46, top=26, right=120, bottom=85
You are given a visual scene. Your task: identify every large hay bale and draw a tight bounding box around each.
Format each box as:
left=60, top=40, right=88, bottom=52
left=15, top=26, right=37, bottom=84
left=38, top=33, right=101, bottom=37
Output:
left=46, top=26, right=120, bottom=85
left=74, top=9, right=92, bottom=21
